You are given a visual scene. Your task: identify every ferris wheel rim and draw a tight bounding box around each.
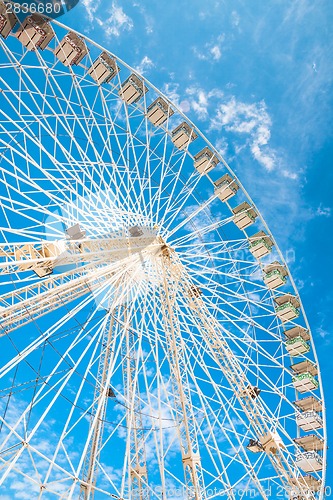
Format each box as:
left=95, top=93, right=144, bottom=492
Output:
left=0, top=11, right=327, bottom=498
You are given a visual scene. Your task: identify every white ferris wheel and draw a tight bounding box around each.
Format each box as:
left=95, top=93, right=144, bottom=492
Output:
left=0, top=6, right=327, bottom=500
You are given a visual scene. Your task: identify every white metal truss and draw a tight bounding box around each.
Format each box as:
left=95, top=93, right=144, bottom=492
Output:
left=122, top=304, right=150, bottom=500
left=0, top=11, right=327, bottom=500
left=159, top=252, right=206, bottom=499
left=159, top=249, right=317, bottom=498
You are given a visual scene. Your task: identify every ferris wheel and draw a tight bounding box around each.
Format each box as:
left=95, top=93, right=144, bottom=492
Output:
left=0, top=6, right=327, bottom=500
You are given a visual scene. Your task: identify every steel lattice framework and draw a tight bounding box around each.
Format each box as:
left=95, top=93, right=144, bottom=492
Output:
left=0, top=6, right=327, bottom=500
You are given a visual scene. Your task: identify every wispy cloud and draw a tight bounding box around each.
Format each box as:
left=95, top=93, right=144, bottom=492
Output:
left=282, top=0, right=317, bottom=24
left=132, top=2, right=155, bottom=34
left=316, top=205, right=331, bottom=217
left=81, top=1, right=133, bottom=37
left=135, top=55, right=154, bottom=75
left=209, top=97, right=276, bottom=171
left=103, top=3, right=133, bottom=37
left=193, top=34, right=225, bottom=62
left=168, top=84, right=318, bottom=250
left=231, top=10, right=240, bottom=29
left=161, top=82, right=181, bottom=106
left=182, top=87, right=276, bottom=172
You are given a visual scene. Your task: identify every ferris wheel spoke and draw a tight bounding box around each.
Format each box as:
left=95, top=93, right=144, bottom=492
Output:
left=0, top=148, right=77, bottom=232
left=0, top=263, right=120, bottom=334
left=176, top=292, right=289, bottom=421
left=167, top=289, right=277, bottom=497
left=89, top=77, right=153, bottom=216
left=122, top=108, right=152, bottom=221
left=0, top=271, right=142, bottom=492
left=158, top=252, right=316, bottom=494
left=0, top=317, right=104, bottom=485
left=0, top=82, right=94, bottom=204
left=164, top=190, right=217, bottom=239
left=150, top=258, right=268, bottom=498
left=174, top=287, right=293, bottom=403
left=44, top=73, right=130, bottom=207
left=171, top=219, right=240, bottom=248
left=0, top=146, right=102, bottom=241
left=146, top=136, right=176, bottom=225
left=0, top=280, right=109, bottom=385
left=0, top=20, right=325, bottom=499
left=158, top=172, right=194, bottom=234
left=1, top=72, right=129, bottom=226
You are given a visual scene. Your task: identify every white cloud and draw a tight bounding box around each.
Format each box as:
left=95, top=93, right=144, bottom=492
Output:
left=132, top=2, right=154, bottom=34
left=193, top=34, right=225, bottom=62
left=318, top=327, right=329, bottom=339
left=103, top=4, right=133, bottom=37
left=185, top=87, right=224, bottom=121
left=184, top=88, right=276, bottom=172
left=175, top=85, right=310, bottom=247
left=81, top=1, right=133, bottom=38
left=210, top=97, right=276, bottom=171
left=161, top=82, right=180, bottom=106
left=231, top=10, right=240, bottom=28
left=186, top=87, right=209, bottom=120
left=316, top=205, right=331, bottom=217
left=281, top=169, right=298, bottom=180
left=135, top=56, right=154, bottom=75
left=81, top=0, right=100, bottom=23
left=210, top=45, right=222, bottom=61
left=214, top=137, right=228, bottom=156
left=283, top=0, right=317, bottom=24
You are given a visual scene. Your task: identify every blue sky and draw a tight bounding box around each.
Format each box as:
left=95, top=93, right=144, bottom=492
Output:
left=0, top=0, right=331, bottom=495
left=60, top=0, right=333, bottom=483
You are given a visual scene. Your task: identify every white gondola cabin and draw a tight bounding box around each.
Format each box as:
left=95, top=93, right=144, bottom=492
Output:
left=55, top=32, right=88, bottom=66
left=292, top=373, right=319, bottom=393
left=285, top=336, right=310, bottom=356
left=296, top=410, right=323, bottom=431
left=0, top=1, right=17, bottom=38
left=118, top=73, right=148, bottom=105
left=214, top=173, right=239, bottom=202
left=274, top=294, right=300, bottom=322
left=263, top=261, right=287, bottom=289
left=295, top=451, right=323, bottom=472
left=249, top=231, right=274, bottom=259
left=294, top=435, right=324, bottom=473
left=88, top=52, right=119, bottom=85
left=290, top=475, right=321, bottom=492
left=232, top=202, right=257, bottom=230
left=147, top=97, right=174, bottom=126
left=285, top=326, right=311, bottom=342
left=16, top=14, right=54, bottom=51
left=284, top=326, right=310, bottom=356
left=171, top=122, right=197, bottom=150
left=194, top=147, right=219, bottom=174
left=291, top=360, right=319, bottom=393
left=294, top=395, right=322, bottom=413
left=294, top=396, right=323, bottom=431
left=291, top=360, right=318, bottom=377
